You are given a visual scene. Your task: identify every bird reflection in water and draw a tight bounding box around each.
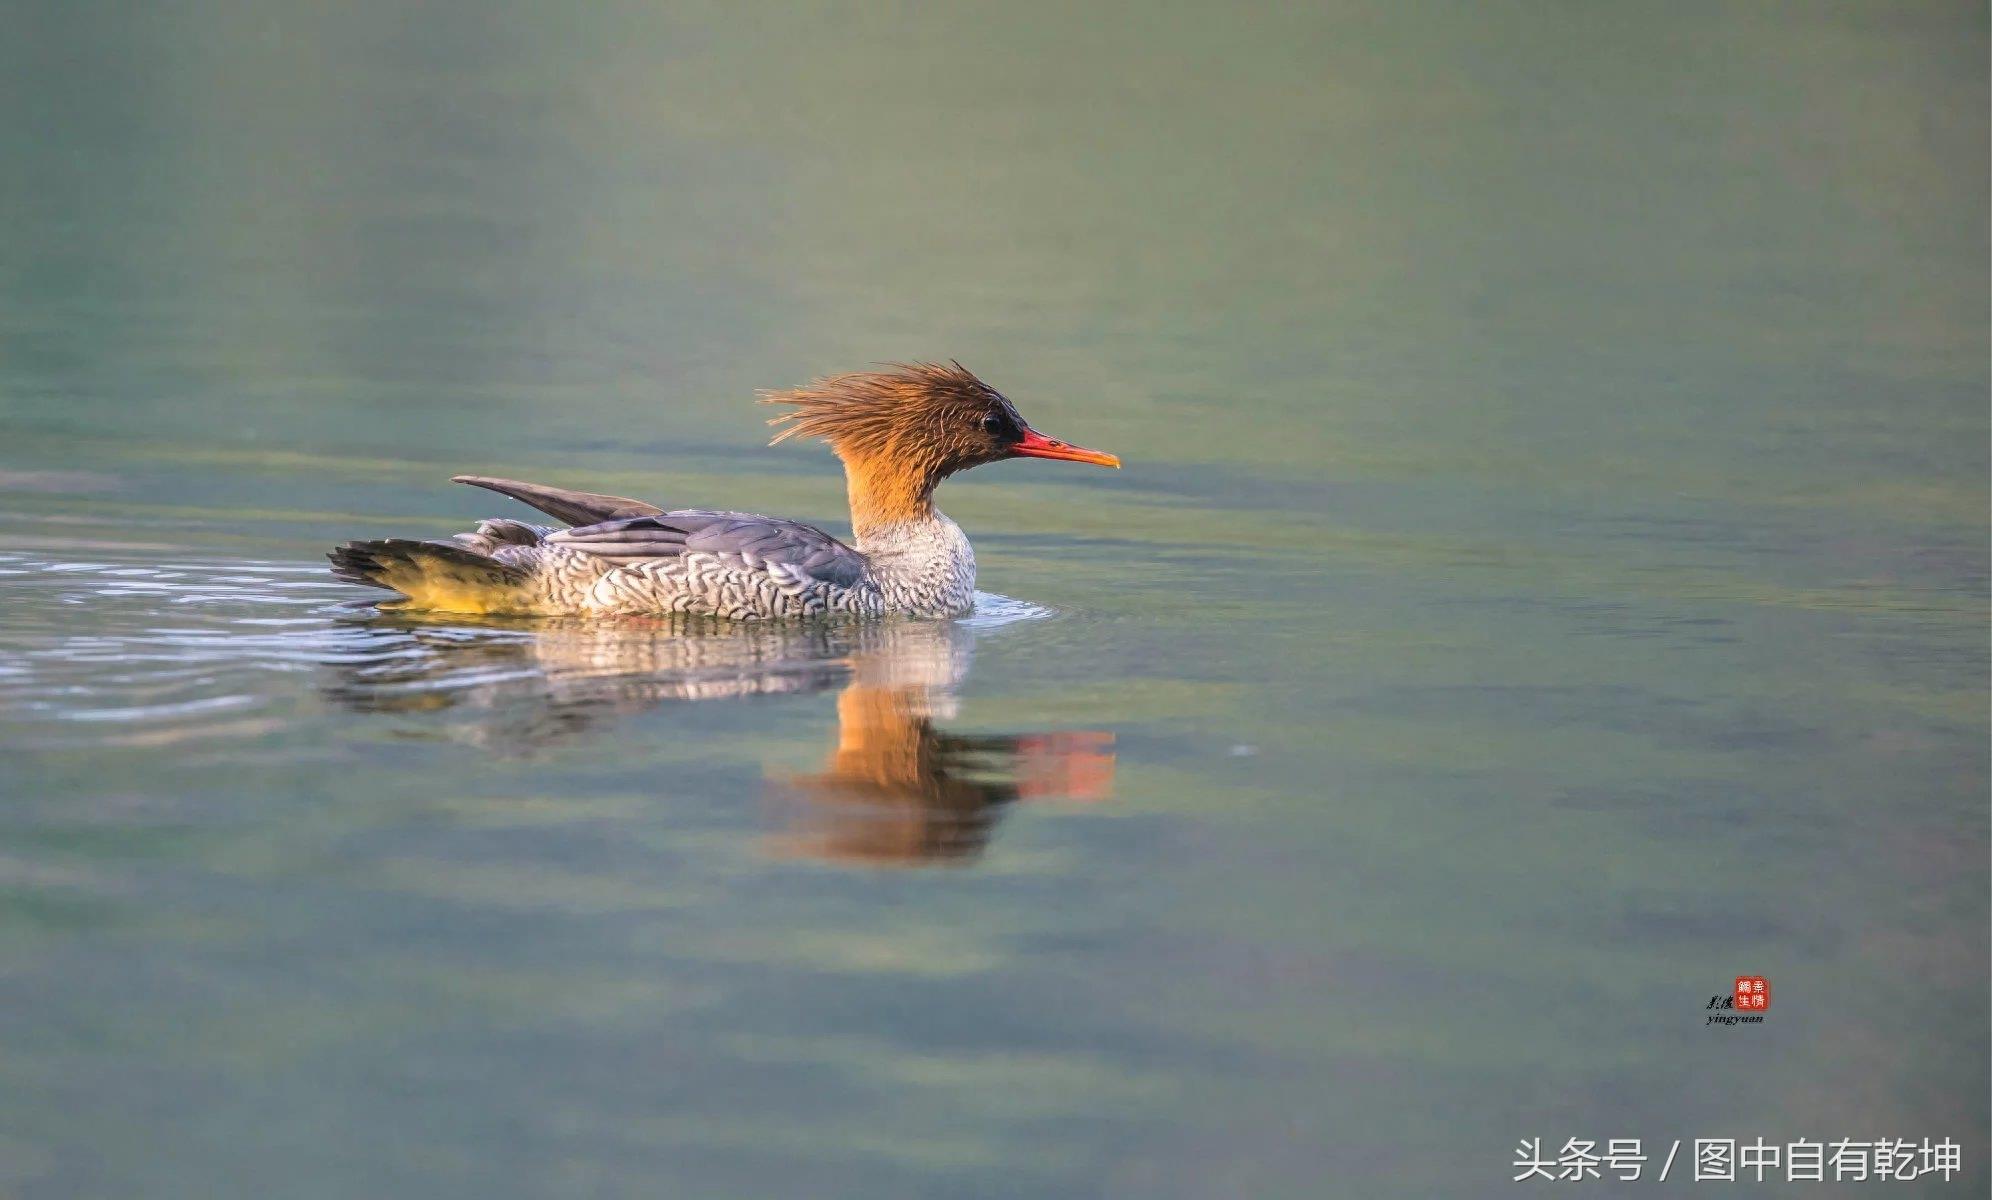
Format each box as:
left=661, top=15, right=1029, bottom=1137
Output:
left=324, top=612, right=1113, bottom=865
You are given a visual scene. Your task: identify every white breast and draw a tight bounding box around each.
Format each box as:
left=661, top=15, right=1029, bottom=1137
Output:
left=859, top=513, right=977, bottom=617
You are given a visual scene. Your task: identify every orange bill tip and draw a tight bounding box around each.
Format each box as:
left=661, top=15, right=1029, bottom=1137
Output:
left=1012, top=428, right=1121, bottom=468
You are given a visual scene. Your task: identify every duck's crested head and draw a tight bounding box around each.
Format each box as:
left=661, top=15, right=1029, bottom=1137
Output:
left=762, top=361, right=1118, bottom=482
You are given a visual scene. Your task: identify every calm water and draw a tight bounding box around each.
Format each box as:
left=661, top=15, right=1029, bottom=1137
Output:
left=2, top=3, right=1986, bottom=1196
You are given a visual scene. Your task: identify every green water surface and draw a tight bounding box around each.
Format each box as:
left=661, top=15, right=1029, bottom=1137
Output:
left=1, top=3, right=1986, bottom=1196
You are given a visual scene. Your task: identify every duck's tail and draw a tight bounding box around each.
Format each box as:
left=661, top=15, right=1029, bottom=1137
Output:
left=328, top=538, right=535, bottom=614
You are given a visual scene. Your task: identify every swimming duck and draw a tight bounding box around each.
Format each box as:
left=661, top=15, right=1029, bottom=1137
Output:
left=328, top=362, right=1120, bottom=618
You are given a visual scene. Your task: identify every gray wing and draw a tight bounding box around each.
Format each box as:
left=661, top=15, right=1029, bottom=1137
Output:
left=546, top=510, right=869, bottom=588
left=451, top=475, right=665, bottom=527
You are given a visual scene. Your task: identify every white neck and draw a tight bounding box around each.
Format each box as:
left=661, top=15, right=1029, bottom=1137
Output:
left=857, top=511, right=977, bottom=618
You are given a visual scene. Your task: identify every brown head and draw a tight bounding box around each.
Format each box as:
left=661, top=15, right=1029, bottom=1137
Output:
left=760, top=362, right=1119, bottom=533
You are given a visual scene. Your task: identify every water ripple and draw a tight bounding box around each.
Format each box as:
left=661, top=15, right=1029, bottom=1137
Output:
left=0, top=551, right=1054, bottom=749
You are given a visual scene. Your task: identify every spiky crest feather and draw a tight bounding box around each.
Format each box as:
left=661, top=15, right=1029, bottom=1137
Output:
left=759, top=362, right=1020, bottom=531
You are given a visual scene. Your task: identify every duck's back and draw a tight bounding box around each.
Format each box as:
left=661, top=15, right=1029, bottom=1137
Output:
left=330, top=476, right=979, bottom=620
left=543, top=509, right=884, bottom=619
left=332, top=478, right=886, bottom=619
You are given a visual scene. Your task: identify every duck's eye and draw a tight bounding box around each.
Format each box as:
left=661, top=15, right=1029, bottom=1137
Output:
left=980, top=415, right=1004, bottom=436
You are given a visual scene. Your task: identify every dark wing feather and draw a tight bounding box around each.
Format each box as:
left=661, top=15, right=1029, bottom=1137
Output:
left=547, top=510, right=868, bottom=587
left=451, top=475, right=665, bottom=527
